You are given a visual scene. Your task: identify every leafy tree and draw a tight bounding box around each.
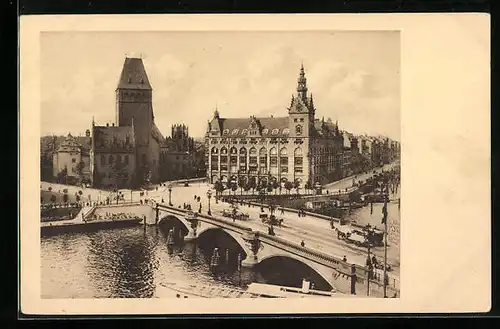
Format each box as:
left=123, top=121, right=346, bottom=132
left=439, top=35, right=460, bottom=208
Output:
left=238, top=177, right=246, bottom=195
left=56, top=167, right=68, bottom=184
left=284, top=181, right=293, bottom=194
left=272, top=181, right=279, bottom=195
left=111, top=160, right=129, bottom=190
left=50, top=194, right=57, bottom=203
left=230, top=182, right=238, bottom=195
left=214, top=181, right=225, bottom=198
left=304, top=181, right=312, bottom=194
left=266, top=182, right=273, bottom=193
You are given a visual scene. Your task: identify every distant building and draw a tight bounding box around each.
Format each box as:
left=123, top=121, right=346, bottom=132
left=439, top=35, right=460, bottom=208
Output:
left=52, top=132, right=92, bottom=184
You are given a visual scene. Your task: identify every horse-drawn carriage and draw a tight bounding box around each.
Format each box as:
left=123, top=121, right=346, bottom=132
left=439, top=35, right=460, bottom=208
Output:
left=335, top=224, right=384, bottom=247
left=260, top=213, right=283, bottom=226
left=221, top=208, right=250, bottom=221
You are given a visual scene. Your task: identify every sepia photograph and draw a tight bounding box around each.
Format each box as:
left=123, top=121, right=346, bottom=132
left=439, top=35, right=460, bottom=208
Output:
left=20, top=13, right=490, bottom=315
left=39, top=30, right=401, bottom=299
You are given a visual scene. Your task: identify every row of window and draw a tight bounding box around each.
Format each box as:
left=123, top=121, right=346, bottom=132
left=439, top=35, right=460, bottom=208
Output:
left=210, top=138, right=294, bottom=145
left=211, top=146, right=303, bottom=157
left=211, top=155, right=303, bottom=165
left=211, top=166, right=303, bottom=174
left=100, top=154, right=130, bottom=166
left=221, top=128, right=291, bottom=136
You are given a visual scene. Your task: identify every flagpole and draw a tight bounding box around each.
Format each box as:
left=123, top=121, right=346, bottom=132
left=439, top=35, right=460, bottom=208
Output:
left=383, top=183, right=388, bottom=298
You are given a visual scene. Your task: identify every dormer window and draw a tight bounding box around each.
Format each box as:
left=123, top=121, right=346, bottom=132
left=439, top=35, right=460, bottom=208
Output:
left=232, top=129, right=239, bottom=135
left=262, top=129, right=269, bottom=135
left=128, top=76, right=132, bottom=83
left=241, top=129, right=248, bottom=135
left=283, top=128, right=290, bottom=135
left=271, top=128, right=279, bottom=135
left=223, top=129, right=230, bottom=135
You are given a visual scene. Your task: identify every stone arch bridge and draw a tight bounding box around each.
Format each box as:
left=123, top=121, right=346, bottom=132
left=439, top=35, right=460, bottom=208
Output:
left=154, top=203, right=399, bottom=298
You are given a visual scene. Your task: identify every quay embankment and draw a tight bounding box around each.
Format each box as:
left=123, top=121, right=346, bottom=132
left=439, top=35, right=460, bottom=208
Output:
left=40, top=203, right=155, bottom=236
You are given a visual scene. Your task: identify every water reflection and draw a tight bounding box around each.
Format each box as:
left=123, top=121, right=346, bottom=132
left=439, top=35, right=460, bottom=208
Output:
left=42, top=224, right=340, bottom=298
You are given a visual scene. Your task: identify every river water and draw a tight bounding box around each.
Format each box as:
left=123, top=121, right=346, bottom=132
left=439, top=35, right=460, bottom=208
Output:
left=41, top=201, right=400, bottom=298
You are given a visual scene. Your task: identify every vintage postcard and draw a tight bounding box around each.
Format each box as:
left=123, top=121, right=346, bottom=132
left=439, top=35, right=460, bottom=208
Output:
left=20, top=13, right=490, bottom=315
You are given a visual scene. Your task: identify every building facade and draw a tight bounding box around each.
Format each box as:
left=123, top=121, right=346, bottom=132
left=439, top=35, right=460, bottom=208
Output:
left=90, top=57, right=165, bottom=188
left=160, top=124, right=200, bottom=180
left=204, top=64, right=345, bottom=187
left=52, top=132, right=92, bottom=184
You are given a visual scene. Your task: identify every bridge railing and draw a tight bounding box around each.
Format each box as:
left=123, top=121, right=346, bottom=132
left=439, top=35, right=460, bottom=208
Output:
left=257, top=231, right=399, bottom=293
left=154, top=202, right=399, bottom=292
left=156, top=204, right=253, bottom=235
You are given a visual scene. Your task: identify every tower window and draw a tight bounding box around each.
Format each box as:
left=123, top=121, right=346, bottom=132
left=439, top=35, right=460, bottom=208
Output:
left=300, top=118, right=304, bottom=122
left=294, top=118, right=298, bottom=122
left=100, top=155, right=106, bottom=165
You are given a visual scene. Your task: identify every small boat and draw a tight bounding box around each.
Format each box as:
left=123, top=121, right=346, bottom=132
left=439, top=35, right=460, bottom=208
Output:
left=158, top=282, right=284, bottom=299
left=245, top=279, right=350, bottom=298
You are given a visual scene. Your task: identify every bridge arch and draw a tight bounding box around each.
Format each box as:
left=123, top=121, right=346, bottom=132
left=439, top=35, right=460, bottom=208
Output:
left=197, top=227, right=251, bottom=259
left=158, top=214, right=189, bottom=231
left=257, top=254, right=335, bottom=291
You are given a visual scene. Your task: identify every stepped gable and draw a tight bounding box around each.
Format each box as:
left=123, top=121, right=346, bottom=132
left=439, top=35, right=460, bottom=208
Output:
left=117, top=57, right=152, bottom=90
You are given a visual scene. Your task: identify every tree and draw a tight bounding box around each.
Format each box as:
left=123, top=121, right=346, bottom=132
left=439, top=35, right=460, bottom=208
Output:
left=111, top=160, right=129, bottom=190
left=56, top=167, right=68, bottom=184
left=50, top=194, right=57, bottom=204
left=284, top=181, right=293, bottom=194
left=238, top=177, right=246, bottom=195
left=272, top=181, right=279, bottom=195
left=214, top=181, right=225, bottom=198
left=75, top=161, right=86, bottom=182
left=230, top=182, right=238, bottom=196
left=266, top=182, right=273, bottom=194
left=293, top=181, right=300, bottom=195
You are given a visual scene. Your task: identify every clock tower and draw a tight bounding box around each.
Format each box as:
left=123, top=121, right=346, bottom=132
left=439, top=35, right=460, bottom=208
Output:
left=288, top=63, right=315, bottom=138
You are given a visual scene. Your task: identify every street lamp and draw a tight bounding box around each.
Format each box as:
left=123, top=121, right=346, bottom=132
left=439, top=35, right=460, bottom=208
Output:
left=167, top=183, right=173, bottom=206
left=207, top=190, right=212, bottom=216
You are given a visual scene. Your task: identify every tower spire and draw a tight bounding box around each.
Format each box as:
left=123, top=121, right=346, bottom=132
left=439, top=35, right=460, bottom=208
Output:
left=297, top=63, right=308, bottom=101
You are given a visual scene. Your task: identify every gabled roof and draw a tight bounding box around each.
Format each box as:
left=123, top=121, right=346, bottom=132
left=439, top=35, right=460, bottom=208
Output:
left=212, top=116, right=290, bottom=138
left=151, top=122, right=165, bottom=144
left=117, top=57, right=152, bottom=90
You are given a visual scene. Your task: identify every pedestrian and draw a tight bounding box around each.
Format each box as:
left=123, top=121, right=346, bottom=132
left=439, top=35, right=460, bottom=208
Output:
left=301, top=240, right=305, bottom=247
left=194, top=195, right=197, bottom=200
left=161, top=198, right=165, bottom=203
left=281, top=208, right=284, bottom=215
left=342, top=255, right=347, bottom=262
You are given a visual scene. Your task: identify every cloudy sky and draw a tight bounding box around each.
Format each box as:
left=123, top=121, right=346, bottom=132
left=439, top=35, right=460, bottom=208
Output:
left=41, top=31, right=400, bottom=140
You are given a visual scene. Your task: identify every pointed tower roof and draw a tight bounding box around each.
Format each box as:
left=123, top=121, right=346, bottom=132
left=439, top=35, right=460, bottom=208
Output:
left=117, top=57, right=152, bottom=90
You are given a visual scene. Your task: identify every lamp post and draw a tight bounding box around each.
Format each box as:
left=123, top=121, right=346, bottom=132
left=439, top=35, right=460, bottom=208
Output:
left=382, top=183, right=389, bottom=298
left=207, top=190, right=212, bottom=216
left=167, top=183, right=173, bottom=206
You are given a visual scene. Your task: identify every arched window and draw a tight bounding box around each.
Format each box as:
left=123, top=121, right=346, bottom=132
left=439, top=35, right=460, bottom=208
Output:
left=294, top=148, right=302, bottom=156
left=271, top=128, right=279, bottom=135
left=270, top=147, right=277, bottom=156
left=241, top=129, right=248, bottom=135
left=279, top=148, right=288, bottom=156
left=109, top=155, right=114, bottom=164
left=249, top=147, right=257, bottom=156
left=282, top=128, right=290, bottom=135
left=220, top=147, right=228, bottom=155
left=259, top=147, right=267, bottom=156
left=211, top=147, right=218, bottom=154
left=223, top=129, right=230, bottom=135
left=100, top=155, right=106, bottom=165
left=239, top=147, right=247, bottom=155
left=232, top=129, right=239, bottom=135
left=230, top=147, right=238, bottom=155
